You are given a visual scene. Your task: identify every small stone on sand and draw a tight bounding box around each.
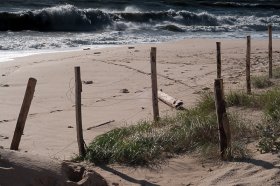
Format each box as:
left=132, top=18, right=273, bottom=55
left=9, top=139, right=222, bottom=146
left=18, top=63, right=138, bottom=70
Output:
left=82, top=80, right=93, bottom=85
left=120, top=89, right=129, bottom=93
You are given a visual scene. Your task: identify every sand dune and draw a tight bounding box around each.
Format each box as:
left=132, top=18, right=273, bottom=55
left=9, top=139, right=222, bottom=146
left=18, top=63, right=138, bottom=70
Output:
left=1, top=38, right=280, bottom=185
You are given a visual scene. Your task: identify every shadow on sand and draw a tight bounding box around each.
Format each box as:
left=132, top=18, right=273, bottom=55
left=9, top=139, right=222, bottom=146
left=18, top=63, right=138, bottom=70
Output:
left=98, top=165, right=160, bottom=186
left=234, top=157, right=280, bottom=170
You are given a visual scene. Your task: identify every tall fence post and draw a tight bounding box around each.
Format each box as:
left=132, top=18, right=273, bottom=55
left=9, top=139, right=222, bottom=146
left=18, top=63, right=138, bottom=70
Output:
left=214, top=79, right=231, bottom=160
left=246, top=36, right=251, bottom=94
left=150, top=47, right=159, bottom=122
left=10, top=78, right=37, bottom=150
left=216, top=42, right=221, bottom=78
left=75, top=66, right=86, bottom=157
left=269, top=25, right=273, bottom=78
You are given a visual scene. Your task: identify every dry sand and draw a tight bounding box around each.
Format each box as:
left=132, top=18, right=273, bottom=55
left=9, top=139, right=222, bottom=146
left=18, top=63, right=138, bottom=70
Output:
left=1, top=38, right=280, bottom=185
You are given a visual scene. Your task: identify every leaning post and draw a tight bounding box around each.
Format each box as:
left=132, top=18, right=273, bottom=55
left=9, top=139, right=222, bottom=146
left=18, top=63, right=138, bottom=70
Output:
left=10, top=78, right=37, bottom=150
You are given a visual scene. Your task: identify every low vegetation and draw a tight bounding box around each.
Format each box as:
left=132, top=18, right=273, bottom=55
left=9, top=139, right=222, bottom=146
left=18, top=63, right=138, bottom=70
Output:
left=225, top=88, right=280, bottom=121
left=224, top=88, right=280, bottom=154
left=257, top=121, right=280, bottom=153
left=77, top=71, right=280, bottom=165
left=226, top=91, right=258, bottom=108
left=81, top=93, right=253, bottom=166
left=251, top=75, right=273, bottom=89
left=272, top=67, right=280, bottom=79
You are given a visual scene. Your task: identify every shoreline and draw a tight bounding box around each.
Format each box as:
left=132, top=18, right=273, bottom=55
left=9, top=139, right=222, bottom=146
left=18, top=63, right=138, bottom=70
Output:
left=0, top=44, right=120, bottom=63
left=0, top=35, right=274, bottom=63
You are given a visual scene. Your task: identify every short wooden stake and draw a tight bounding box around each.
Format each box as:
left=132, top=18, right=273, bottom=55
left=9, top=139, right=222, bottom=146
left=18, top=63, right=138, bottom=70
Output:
left=246, top=36, right=251, bottom=94
left=75, top=66, right=86, bottom=157
left=150, top=47, right=159, bottom=121
left=216, top=42, right=221, bottom=78
left=10, top=78, right=37, bottom=150
left=268, top=25, right=273, bottom=78
left=214, top=79, right=231, bottom=160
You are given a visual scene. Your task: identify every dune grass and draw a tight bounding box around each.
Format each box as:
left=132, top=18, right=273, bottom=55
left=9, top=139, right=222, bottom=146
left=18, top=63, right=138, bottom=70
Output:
left=81, top=93, right=253, bottom=166
left=251, top=75, right=273, bottom=89
left=76, top=87, right=280, bottom=165
left=225, top=88, right=280, bottom=154
left=226, top=88, right=280, bottom=121
left=272, top=67, right=280, bottom=79
left=226, top=91, right=259, bottom=108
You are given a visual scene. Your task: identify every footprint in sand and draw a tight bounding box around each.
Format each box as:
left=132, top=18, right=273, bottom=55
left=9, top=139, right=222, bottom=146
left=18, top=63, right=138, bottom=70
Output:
left=50, top=109, right=63, bottom=113
left=0, top=135, right=9, bottom=140
left=0, top=120, right=10, bottom=123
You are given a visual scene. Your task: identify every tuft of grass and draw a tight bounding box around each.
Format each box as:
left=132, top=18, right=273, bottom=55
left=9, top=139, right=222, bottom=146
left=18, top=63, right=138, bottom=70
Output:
left=225, top=89, right=280, bottom=118
left=251, top=75, right=273, bottom=89
left=226, top=91, right=258, bottom=108
left=272, top=67, right=280, bottom=79
left=81, top=95, right=253, bottom=166
left=259, top=88, right=280, bottom=121
left=196, top=92, right=216, bottom=113
left=257, top=121, right=280, bottom=153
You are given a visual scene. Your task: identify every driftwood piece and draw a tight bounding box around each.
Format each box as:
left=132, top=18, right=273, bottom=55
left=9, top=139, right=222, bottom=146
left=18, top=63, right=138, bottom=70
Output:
left=0, top=149, right=108, bottom=186
left=158, top=90, right=183, bottom=109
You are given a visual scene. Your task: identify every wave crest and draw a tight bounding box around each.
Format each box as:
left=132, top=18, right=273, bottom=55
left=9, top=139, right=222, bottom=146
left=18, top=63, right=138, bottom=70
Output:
left=0, top=4, right=279, bottom=32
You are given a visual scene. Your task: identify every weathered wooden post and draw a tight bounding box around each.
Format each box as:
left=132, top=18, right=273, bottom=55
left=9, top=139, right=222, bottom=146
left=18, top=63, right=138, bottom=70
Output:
left=10, top=78, right=37, bottom=150
left=214, top=79, right=231, bottom=160
left=216, top=42, right=221, bottom=78
left=246, top=36, right=251, bottom=94
left=75, top=66, right=86, bottom=157
left=268, top=25, right=273, bottom=78
left=150, top=47, right=159, bottom=121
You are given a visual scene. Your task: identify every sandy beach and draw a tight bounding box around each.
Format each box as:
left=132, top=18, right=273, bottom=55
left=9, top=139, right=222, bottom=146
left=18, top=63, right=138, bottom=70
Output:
left=1, top=38, right=280, bottom=185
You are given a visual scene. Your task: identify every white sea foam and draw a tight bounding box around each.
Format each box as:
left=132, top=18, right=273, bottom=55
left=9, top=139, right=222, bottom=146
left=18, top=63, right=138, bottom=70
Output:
left=0, top=3, right=280, bottom=57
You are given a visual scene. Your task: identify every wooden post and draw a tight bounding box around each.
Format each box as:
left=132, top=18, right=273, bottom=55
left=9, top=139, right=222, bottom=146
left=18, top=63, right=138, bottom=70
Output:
left=75, top=66, right=86, bottom=157
left=246, top=36, right=251, bottom=94
left=268, top=25, right=273, bottom=78
left=216, top=42, right=221, bottom=78
left=150, top=47, right=159, bottom=121
left=214, top=79, right=231, bottom=160
left=10, top=78, right=37, bottom=150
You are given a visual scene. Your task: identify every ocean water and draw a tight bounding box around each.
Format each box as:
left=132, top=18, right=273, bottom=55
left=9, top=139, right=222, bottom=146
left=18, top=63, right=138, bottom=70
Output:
left=0, top=0, right=280, bottom=60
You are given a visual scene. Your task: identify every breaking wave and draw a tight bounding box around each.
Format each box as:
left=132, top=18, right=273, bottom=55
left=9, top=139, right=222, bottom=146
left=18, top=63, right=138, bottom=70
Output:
left=0, top=4, right=279, bottom=32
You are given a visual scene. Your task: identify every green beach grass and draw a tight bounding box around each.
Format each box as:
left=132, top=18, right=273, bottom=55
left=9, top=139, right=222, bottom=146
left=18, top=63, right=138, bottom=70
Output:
left=80, top=93, right=253, bottom=166
left=76, top=78, right=280, bottom=166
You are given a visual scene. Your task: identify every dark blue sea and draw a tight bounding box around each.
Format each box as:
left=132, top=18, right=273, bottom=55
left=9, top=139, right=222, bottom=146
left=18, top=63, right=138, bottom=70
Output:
left=0, top=0, right=280, bottom=60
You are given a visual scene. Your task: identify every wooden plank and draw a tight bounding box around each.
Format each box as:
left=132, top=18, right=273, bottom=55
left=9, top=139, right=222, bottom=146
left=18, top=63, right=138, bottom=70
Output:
left=75, top=66, right=86, bottom=157
left=150, top=47, right=159, bottom=121
left=268, top=25, right=273, bottom=78
left=10, top=78, right=37, bottom=150
left=246, top=36, right=251, bottom=94
left=216, top=42, right=221, bottom=79
left=214, top=79, right=231, bottom=160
